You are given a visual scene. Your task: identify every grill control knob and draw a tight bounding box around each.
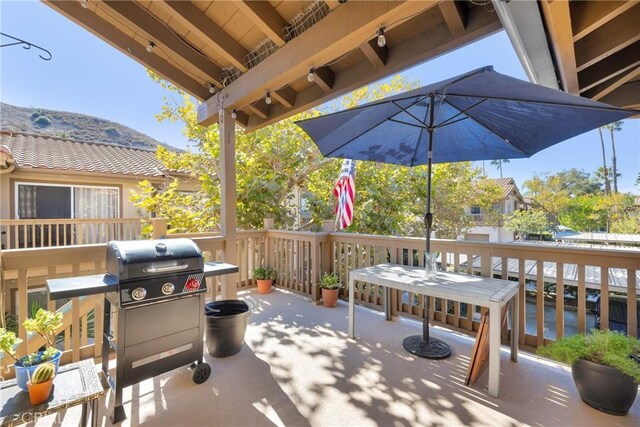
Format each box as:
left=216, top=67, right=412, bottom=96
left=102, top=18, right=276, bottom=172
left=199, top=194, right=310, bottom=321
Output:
left=162, top=283, right=175, bottom=295
left=156, top=243, right=167, bottom=252
left=131, top=287, right=147, bottom=301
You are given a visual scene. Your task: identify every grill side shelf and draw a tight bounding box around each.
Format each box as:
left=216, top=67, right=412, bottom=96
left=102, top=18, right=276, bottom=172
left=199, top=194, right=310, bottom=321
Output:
left=204, top=262, right=239, bottom=277
left=47, top=274, right=117, bottom=300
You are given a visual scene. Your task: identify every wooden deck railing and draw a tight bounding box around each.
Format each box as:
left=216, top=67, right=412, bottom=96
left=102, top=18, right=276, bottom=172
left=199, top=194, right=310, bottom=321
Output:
left=0, top=218, right=143, bottom=249
left=1, top=222, right=638, bottom=378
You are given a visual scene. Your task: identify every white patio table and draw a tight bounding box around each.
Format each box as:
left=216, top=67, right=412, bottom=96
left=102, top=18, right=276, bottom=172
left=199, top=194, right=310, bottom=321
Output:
left=348, top=263, right=519, bottom=397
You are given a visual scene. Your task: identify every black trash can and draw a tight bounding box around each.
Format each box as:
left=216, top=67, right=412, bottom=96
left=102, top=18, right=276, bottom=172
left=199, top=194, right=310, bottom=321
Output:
left=204, top=300, right=250, bottom=357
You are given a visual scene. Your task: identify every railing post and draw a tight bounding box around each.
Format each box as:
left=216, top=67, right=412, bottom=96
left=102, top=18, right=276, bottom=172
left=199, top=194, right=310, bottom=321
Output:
left=311, top=236, right=321, bottom=303
left=151, top=218, right=168, bottom=239
left=264, top=218, right=274, bottom=270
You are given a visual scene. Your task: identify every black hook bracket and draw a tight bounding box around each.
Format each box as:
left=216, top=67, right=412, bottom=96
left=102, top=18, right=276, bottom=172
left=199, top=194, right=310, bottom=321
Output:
left=1, top=32, right=52, bottom=61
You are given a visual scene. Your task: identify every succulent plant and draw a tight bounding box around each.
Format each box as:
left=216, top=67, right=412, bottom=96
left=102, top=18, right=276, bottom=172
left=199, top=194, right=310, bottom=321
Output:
left=30, top=362, right=55, bottom=384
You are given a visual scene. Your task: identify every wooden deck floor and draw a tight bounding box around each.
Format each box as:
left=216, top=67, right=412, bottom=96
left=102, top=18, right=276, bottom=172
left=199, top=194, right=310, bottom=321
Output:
left=31, top=289, right=640, bottom=426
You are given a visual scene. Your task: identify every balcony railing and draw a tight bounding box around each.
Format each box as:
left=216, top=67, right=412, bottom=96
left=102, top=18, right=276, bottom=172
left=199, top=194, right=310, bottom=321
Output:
left=0, top=218, right=143, bottom=249
left=1, top=219, right=638, bottom=378
left=467, top=213, right=504, bottom=226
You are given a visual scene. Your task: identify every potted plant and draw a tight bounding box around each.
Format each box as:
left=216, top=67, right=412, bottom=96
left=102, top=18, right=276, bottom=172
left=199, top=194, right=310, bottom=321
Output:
left=537, top=329, right=640, bottom=415
left=253, top=267, right=277, bottom=294
left=0, top=308, right=63, bottom=392
left=27, top=362, right=56, bottom=405
left=319, top=272, right=342, bottom=308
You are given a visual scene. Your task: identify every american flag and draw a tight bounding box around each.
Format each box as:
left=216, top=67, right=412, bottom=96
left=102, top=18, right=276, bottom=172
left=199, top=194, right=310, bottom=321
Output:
left=334, top=159, right=356, bottom=229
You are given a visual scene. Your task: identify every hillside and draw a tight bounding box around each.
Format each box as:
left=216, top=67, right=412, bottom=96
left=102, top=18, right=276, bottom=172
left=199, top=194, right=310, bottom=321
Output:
left=0, top=102, right=176, bottom=150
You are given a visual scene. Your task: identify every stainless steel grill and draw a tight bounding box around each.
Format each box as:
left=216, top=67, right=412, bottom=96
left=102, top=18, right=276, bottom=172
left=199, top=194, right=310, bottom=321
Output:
left=47, top=238, right=238, bottom=424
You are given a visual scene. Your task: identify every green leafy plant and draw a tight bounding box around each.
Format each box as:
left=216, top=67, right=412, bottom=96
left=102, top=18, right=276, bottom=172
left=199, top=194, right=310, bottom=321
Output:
left=253, top=267, right=277, bottom=281
left=537, top=329, right=640, bottom=382
left=23, top=309, right=62, bottom=349
left=0, top=328, right=23, bottom=363
left=319, top=272, right=342, bottom=290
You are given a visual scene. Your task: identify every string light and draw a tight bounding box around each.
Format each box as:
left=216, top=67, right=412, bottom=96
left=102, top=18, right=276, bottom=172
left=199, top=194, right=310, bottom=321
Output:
left=265, top=91, right=272, bottom=105
left=80, top=0, right=89, bottom=9
left=208, top=84, right=216, bottom=94
left=307, top=68, right=315, bottom=82
left=377, top=26, right=386, bottom=48
left=231, top=108, right=237, bottom=119
left=146, top=41, right=156, bottom=53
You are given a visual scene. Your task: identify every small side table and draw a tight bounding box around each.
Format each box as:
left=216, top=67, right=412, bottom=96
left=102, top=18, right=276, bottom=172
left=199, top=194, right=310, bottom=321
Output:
left=1, top=359, right=104, bottom=427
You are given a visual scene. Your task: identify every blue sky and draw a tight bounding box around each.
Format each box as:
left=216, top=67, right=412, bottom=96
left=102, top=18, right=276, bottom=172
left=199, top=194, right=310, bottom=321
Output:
left=1, top=1, right=638, bottom=193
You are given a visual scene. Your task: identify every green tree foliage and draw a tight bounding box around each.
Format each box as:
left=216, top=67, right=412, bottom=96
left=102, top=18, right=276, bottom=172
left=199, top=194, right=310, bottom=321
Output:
left=504, top=209, right=550, bottom=240
left=524, top=174, right=571, bottom=227
left=132, top=73, right=501, bottom=237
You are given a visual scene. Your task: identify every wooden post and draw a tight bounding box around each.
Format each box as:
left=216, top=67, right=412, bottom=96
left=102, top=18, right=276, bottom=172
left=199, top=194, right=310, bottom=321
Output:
left=322, top=220, right=335, bottom=233
left=220, top=109, right=238, bottom=299
left=264, top=218, right=274, bottom=270
left=151, top=218, right=167, bottom=239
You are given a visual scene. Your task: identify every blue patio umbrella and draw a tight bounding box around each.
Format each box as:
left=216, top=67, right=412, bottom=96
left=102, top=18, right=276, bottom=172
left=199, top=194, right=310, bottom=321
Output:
left=295, top=66, right=637, bottom=358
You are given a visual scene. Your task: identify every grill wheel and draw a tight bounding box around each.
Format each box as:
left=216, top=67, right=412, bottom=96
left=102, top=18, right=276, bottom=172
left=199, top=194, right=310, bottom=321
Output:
left=192, top=362, right=211, bottom=384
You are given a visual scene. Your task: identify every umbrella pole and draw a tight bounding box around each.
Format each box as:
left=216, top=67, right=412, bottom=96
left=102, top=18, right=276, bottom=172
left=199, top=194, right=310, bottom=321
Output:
left=403, top=93, right=451, bottom=360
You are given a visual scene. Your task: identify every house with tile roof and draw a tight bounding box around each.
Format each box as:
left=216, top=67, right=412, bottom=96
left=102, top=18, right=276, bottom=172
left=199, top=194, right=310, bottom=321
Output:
left=463, top=177, right=526, bottom=243
left=0, top=131, right=197, bottom=248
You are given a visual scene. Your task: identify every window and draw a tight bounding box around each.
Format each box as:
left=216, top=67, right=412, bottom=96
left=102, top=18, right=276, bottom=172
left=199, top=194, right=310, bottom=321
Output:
left=16, top=183, right=119, bottom=219
left=470, top=206, right=481, bottom=214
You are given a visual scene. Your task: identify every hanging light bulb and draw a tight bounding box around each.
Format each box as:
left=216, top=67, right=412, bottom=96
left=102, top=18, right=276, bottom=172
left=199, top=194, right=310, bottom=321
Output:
left=146, top=41, right=156, bottom=53
left=265, top=91, right=272, bottom=105
left=80, top=0, right=89, bottom=9
left=231, top=108, right=237, bottom=119
left=377, top=26, right=386, bottom=48
left=307, top=68, right=315, bottom=82
left=208, top=84, right=216, bottom=95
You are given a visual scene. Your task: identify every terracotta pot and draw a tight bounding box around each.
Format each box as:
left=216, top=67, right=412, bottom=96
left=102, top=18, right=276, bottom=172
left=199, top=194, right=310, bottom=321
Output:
left=27, top=378, right=54, bottom=405
left=256, top=279, right=273, bottom=294
left=321, top=288, right=339, bottom=307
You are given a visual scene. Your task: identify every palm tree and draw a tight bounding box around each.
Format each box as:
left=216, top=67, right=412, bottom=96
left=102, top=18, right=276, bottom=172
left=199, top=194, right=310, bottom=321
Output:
left=597, top=127, right=611, bottom=195
left=605, top=121, right=623, bottom=193
left=490, top=159, right=510, bottom=178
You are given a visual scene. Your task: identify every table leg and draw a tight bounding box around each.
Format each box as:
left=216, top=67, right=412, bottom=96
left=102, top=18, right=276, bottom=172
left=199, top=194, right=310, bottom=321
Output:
left=488, top=301, right=500, bottom=397
left=80, top=402, right=88, bottom=427
left=348, top=275, right=355, bottom=338
left=91, top=399, right=98, bottom=427
left=511, top=295, right=518, bottom=362
left=384, top=286, right=391, bottom=321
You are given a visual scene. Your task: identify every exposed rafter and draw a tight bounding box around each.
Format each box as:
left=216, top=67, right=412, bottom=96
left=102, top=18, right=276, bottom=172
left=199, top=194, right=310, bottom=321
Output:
left=574, top=4, right=640, bottom=72
left=571, top=0, right=639, bottom=42
left=439, top=0, right=467, bottom=34
left=43, top=0, right=210, bottom=100
left=246, top=101, right=270, bottom=119
left=243, top=5, right=501, bottom=131
left=578, top=42, right=640, bottom=93
left=236, top=1, right=288, bottom=47
left=271, top=87, right=297, bottom=109
left=600, top=80, right=640, bottom=109
left=313, top=66, right=335, bottom=92
left=100, top=0, right=223, bottom=82
left=160, top=0, right=249, bottom=73
left=360, top=39, right=388, bottom=68
left=584, top=66, right=640, bottom=101
left=198, top=1, right=439, bottom=126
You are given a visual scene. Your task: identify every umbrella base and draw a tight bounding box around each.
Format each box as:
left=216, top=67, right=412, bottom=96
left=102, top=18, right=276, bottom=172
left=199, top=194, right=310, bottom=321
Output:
left=402, top=335, right=451, bottom=359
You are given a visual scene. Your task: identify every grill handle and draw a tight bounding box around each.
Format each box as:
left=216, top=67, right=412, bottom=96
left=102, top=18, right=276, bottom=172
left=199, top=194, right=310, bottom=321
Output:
left=143, top=264, right=189, bottom=274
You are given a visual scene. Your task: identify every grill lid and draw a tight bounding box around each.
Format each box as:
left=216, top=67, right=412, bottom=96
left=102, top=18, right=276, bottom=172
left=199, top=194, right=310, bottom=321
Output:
left=107, top=238, right=204, bottom=281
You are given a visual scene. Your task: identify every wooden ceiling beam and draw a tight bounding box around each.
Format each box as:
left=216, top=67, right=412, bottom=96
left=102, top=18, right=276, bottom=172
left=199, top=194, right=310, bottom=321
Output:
left=360, top=39, right=388, bottom=68
left=313, top=66, right=335, bottom=92
left=246, top=101, right=270, bottom=119
left=540, top=0, right=579, bottom=94
left=235, top=1, right=287, bottom=47
left=271, top=87, right=297, bottom=109
left=198, top=1, right=439, bottom=126
left=572, top=0, right=638, bottom=42
left=574, top=4, right=640, bottom=72
left=324, top=0, right=342, bottom=11
left=584, top=66, right=640, bottom=101
left=161, top=0, right=249, bottom=73
left=439, top=0, right=467, bottom=34
left=599, top=81, right=640, bottom=109
left=100, top=0, right=223, bottom=82
left=578, top=42, right=640, bottom=93
left=43, top=0, right=210, bottom=100
left=243, top=5, right=501, bottom=131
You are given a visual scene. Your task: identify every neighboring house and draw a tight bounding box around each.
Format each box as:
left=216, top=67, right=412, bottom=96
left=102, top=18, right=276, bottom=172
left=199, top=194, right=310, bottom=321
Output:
left=463, top=178, right=525, bottom=243
left=0, top=131, right=195, bottom=248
